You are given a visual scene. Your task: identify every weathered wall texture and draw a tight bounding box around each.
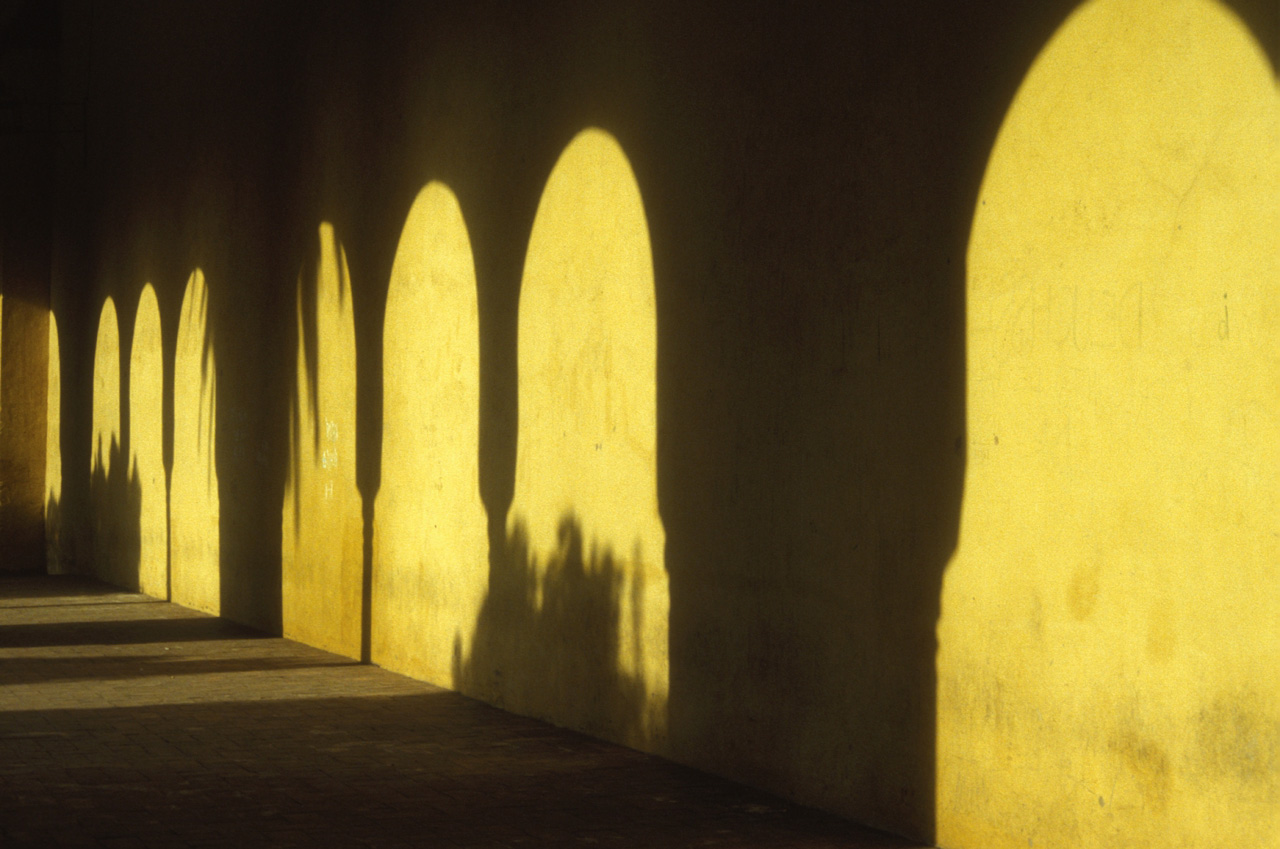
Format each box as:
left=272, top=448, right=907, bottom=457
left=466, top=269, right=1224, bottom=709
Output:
left=478, top=128, right=668, bottom=750
left=373, top=181, right=487, bottom=690
left=169, top=269, right=219, bottom=613
left=128, top=284, right=166, bottom=597
left=282, top=224, right=363, bottom=659
left=0, top=283, right=49, bottom=569
left=33, top=0, right=1277, bottom=846
left=938, top=1, right=1280, bottom=846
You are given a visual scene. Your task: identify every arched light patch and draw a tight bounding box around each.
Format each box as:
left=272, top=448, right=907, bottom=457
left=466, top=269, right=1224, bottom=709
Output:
left=507, top=128, right=668, bottom=748
left=129, top=284, right=167, bottom=598
left=374, top=182, right=487, bottom=687
left=282, top=223, right=363, bottom=659
left=171, top=269, right=220, bottom=614
left=937, top=2, right=1279, bottom=846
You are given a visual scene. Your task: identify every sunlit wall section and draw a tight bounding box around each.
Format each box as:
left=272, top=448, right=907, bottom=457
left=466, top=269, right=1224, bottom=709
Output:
left=282, top=223, right=363, bottom=659
left=938, top=2, right=1280, bottom=847
left=506, top=128, right=668, bottom=748
left=44, top=310, right=63, bottom=572
left=129, top=285, right=167, bottom=598
left=373, top=183, right=486, bottom=685
left=171, top=270, right=220, bottom=614
left=90, top=297, right=128, bottom=586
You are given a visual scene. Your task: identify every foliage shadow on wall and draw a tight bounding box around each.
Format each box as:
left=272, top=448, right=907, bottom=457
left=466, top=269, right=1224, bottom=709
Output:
left=453, top=512, right=658, bottom=751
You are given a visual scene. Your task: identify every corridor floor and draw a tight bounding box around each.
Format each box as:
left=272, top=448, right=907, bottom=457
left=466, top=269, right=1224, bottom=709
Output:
left=0, top=575, right=924, bottom=849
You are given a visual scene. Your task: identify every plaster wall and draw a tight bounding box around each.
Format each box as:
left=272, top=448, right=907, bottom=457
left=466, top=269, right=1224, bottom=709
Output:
left=39, top=1, right=1278, bottom=846
left=938, top=2, right=1280, bottom=846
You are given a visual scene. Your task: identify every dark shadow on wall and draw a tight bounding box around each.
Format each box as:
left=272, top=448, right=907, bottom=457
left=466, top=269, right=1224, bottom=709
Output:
left=612, top=5, right=1073, bottom=839
left=0, top=0, right=57, bottom=575
left=209, top=237, right=293, bottom=634
left=44, top=490, right=61, bottom=573
left=0, top=654, right=353, bottom=685
left=1226, top=0, right=1279, bottom=68
left=87, top=435, right=142, bottom=593
left=453, top=513, right=653, bottom=748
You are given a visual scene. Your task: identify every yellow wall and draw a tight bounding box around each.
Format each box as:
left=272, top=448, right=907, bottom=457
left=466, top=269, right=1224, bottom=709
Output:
left=170, top=270, right=220, bottom=614
left=938, top=1, right=1280, bottom=846
left=90, top=296, right=131, bottom=587
left=129, top=284, right=167, bottom=598
left=0, top=272, right=52, bottom=570
left=470, top=129, right=668, bottom=750
left=373, top=182, right=487, bottom=687
left=282, top=223, right=363, bottom=659
left=90, top=297, right=119, bottom=480
left=44, top=310, right=61, bottom=572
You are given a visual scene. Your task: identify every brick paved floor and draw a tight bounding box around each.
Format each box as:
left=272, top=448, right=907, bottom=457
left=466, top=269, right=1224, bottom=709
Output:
left=0, top=574, right=926, bottom=849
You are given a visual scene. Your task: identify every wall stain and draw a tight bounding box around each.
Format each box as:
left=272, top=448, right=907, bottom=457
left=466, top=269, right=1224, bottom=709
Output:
left=1067, top=563, right=1100, bottom=621
left=1194, top=691, right=1278, bottom=795
left=1108, top=729, right=1171, bottom=812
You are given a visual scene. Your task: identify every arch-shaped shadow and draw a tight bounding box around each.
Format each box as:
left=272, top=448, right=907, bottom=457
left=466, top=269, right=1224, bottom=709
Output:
left=171, top=269, right=220, bottom=615
left=282, top=223, right=363, bottom=660
left=940, top=1, right=1280, bottom=846
left=373, top=181, right=487, bottom=688
left=455, top=129, right=668, bottom=751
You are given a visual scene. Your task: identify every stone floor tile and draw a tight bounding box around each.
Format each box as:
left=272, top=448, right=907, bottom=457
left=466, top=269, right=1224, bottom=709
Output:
left=0, top=575, right=927, bottom=849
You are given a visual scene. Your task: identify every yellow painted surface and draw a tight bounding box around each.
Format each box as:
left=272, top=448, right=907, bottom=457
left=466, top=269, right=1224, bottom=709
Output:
left=482, top=129, right=668, bottom=749
left=90, top=299, right=119, bottom=480
left=373, top=182, right=487, bottom=686
left=170, top=270, right=220, bottom=614
left=90, top=297, right=133, bottom=587
left=282, top=223, right=363, bottom=659
left=44, top=310, right=62, bottom=572
left=129, top=285, right=167, bottom=598
left=938, top=2, right=1280, bottom=847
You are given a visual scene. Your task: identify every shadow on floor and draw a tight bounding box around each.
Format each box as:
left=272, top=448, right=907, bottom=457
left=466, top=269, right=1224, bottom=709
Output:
left=0, top=692, right=924, bottom=849
left=0, top=654, right=358, bottom=686
left=0, top=574, right=126, bottom=602
left=1, top=575, right=924, bottom=847
left=0, top=616, right=265, bottom=649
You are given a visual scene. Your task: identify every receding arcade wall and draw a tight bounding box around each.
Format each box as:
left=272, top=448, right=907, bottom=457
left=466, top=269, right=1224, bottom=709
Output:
left=44, top=1, right=1277, bottom=847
